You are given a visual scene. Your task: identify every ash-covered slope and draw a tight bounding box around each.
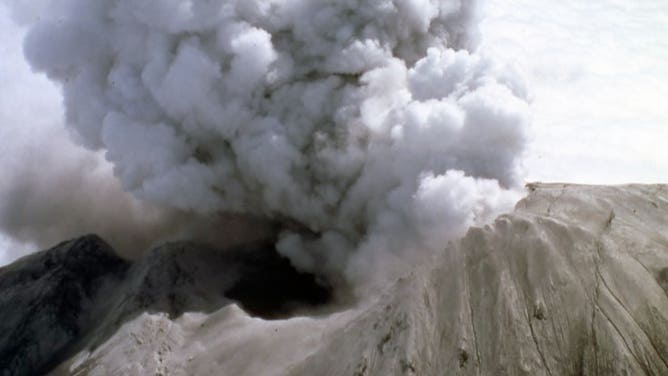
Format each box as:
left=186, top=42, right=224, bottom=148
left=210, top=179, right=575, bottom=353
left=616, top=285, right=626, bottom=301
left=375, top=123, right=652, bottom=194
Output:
left=2, top=184, right=667, bottom=375
left=290, top=184, right=668, bottom=375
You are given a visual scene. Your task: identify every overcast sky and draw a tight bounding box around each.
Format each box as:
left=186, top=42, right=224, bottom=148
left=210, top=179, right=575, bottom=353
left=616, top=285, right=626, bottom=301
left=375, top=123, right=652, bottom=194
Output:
left=0, top=1, right=666, bottom=264
left=483, top=0, right=668, bottom=184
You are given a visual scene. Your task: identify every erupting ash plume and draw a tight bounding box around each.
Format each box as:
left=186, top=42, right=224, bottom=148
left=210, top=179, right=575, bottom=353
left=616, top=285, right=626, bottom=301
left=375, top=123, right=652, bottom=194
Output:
left=16, top=0, right=529, bottom=287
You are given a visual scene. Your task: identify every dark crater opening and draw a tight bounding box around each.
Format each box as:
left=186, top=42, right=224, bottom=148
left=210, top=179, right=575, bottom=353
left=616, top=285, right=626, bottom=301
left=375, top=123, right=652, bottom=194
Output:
left=225, top=249, right=333, bottom=319
left=113, top=239, right=336, bottom=321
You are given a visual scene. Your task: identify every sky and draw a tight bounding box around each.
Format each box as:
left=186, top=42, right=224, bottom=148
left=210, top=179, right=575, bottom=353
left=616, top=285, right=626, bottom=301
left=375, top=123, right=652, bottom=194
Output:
left=483, top=0, right=668, bottom=184
left=0, top=0, right=666, bottom=265
left=0, top=4, right=61, bottom=262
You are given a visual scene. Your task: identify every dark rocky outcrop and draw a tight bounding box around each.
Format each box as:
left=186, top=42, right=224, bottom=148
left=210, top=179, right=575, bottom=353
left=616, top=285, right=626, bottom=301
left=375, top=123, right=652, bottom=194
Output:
left=0, top=235, right=129, bottom=376
left=0, top=236, right=331, bottom=376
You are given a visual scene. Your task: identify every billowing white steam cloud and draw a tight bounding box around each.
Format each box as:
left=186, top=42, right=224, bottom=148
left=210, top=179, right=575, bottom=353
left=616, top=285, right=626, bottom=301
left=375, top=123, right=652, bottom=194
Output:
left=20, top=0, right=529, bottom=286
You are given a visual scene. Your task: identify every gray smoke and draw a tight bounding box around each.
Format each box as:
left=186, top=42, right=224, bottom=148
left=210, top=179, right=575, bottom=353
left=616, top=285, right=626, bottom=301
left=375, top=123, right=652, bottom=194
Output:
left=10, top=0, right=529, bottom=287
left=0, top=4, right=276, bottom=262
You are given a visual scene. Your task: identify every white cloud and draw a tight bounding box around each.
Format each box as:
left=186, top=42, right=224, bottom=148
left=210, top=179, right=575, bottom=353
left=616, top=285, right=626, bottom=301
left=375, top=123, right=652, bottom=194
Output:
left=1, top=0, right=531, bottom=287
left=0, top=5, right=248, bottom=266
left=482, top=0, right=668, bottom=184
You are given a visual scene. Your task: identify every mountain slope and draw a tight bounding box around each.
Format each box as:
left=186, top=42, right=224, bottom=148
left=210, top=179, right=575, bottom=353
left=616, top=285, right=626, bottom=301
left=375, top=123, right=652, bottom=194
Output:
left=1, top=184, right=667, bottom=375
left=292, top=184, right=668, bottom=375
left=0, top=235, right=129, bottom=376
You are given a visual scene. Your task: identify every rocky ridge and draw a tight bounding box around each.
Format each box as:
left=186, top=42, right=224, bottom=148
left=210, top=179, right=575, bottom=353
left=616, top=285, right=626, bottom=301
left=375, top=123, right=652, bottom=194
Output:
left=0, top=184, right=666, bottom=375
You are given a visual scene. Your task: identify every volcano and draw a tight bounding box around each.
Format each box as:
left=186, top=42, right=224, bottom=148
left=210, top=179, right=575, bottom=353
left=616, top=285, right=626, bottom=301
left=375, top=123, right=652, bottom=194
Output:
left=1, top=183, right=667, bottom=375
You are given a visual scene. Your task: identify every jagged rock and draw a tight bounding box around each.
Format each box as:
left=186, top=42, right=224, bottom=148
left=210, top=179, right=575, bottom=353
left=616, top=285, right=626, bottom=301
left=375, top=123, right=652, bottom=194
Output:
left=2, top=184, right=667, bottom=375
left=0, top=238, right=330, bottom=376
left=0, top=235, right=129, bottom=376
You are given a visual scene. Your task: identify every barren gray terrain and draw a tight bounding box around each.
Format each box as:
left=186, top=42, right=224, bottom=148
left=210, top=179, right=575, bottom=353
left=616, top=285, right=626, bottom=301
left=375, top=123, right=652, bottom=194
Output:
left=1, top=184, right=666, bottom=375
